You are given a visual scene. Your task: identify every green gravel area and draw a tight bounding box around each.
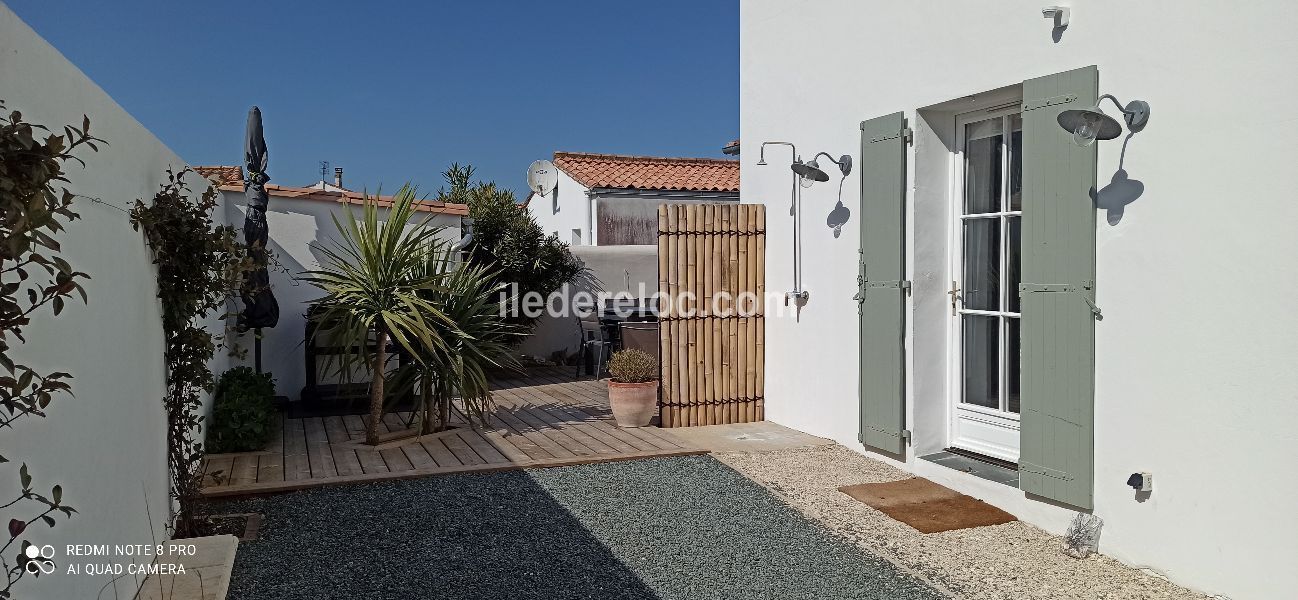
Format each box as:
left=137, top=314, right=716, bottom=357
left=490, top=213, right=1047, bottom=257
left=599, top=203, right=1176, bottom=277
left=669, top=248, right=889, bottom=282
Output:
left=221, top=455, right=944, bottom=600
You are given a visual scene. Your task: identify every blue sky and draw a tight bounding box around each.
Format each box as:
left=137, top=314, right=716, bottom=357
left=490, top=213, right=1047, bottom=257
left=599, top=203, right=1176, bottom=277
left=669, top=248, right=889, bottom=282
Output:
left=8, top=1, right=738, bottom=197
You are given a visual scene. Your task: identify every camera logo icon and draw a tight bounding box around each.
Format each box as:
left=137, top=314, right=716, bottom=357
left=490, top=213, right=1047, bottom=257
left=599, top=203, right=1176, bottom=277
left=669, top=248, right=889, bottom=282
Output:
left=24, top=544, right=55, bottom=575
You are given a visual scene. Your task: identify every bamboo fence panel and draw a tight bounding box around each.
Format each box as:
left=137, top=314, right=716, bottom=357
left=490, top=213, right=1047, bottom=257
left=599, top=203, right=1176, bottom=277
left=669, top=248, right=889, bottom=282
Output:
left=656, top=203, right=765, bottom=427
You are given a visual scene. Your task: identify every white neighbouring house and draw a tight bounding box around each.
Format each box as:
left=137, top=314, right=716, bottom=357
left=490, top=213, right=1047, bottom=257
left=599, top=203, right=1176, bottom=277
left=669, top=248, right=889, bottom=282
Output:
left=526, top=151, right=739, bottom=246
left=519, top=151, right=739, bottom=361
left=742, top=2, right=1298, bottom=599
left=195, top=167, right=467, bottom=402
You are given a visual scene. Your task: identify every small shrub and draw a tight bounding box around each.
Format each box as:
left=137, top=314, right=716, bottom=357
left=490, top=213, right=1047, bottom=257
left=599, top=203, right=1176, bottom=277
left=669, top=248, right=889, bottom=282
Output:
left=608, top=349, right=657, bottom=383
left=208, top=367, right=276, bottom=453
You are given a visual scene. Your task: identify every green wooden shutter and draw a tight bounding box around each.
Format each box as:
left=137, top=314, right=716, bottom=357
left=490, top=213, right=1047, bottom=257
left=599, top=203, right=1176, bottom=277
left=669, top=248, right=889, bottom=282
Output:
left=858, top=112, right=908, bottom=455
left=1018, top=66, right=1099, bottom=509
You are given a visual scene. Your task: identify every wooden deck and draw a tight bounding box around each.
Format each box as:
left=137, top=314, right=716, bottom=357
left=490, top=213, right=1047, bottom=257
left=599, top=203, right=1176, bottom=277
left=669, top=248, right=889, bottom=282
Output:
left=201, top=368, right=703, bottom=497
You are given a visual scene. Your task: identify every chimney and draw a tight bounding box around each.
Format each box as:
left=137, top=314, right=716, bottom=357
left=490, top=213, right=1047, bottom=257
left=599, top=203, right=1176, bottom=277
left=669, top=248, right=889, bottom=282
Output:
left=334, top=167, right=343, bottom=189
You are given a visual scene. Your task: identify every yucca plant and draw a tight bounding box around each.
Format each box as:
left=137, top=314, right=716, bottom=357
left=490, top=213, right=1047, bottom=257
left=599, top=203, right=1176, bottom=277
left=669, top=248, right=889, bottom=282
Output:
left=408, top=246, right=522, bottom=432
left=303, top=186, right=451, bottom=445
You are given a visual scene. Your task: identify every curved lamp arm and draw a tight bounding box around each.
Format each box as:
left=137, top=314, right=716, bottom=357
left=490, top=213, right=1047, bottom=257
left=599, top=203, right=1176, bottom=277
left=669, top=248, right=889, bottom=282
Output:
left=1098, top=94, right=1151, bottom=132
left=811, top=151, right=853, bottom=177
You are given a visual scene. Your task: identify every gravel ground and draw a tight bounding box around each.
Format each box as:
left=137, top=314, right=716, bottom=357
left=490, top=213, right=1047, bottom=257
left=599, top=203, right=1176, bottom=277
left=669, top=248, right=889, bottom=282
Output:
left=216, top=456, right=944, bottom=600
left=716, top=445, right=1208, bottom=600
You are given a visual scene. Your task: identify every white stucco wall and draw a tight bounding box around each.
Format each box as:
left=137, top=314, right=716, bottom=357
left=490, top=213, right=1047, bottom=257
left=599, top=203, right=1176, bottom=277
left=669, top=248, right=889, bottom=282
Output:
left=529, top=169, right=591, bottom=245
left=0, top=5, right=223, bottom=598
left=221, top=191, right=461, bottom=401
left=742, top=2, right=1298, bottom=599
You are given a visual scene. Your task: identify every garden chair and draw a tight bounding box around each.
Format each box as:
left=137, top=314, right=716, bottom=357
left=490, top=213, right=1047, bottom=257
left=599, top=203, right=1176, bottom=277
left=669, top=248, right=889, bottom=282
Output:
left=575, top=313, right=612, bottom=379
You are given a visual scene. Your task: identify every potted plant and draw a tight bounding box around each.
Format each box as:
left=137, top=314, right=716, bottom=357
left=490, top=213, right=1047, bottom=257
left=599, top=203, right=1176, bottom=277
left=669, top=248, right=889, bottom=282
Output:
left=607, top=349, right=659, bottom=427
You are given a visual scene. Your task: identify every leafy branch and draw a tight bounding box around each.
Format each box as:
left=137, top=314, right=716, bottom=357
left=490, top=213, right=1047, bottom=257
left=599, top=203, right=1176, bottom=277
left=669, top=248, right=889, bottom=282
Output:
left=0, top=101, right=99, bottom=599
left=130, top=168, right=253, bottom=538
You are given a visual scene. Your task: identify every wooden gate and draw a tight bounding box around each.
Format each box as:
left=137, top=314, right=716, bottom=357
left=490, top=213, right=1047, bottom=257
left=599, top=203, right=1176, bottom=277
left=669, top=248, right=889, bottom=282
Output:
left=656, top=204, right=765, bottom=427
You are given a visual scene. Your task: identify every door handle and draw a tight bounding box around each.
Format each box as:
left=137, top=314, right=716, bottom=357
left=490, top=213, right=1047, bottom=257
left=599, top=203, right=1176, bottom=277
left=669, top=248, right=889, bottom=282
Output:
left=947, top=280, right=962, bottom=316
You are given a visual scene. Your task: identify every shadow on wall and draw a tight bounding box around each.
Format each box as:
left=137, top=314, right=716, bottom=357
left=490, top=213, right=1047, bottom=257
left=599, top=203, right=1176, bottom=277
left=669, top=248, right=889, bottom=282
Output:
left=826, top=200, right=851, bottom=238
left=228, top=202, right=314, bottom=399
left=1090, top=133, right=1145, bottom=225
left=1052, top=23, right=1068, bottom=43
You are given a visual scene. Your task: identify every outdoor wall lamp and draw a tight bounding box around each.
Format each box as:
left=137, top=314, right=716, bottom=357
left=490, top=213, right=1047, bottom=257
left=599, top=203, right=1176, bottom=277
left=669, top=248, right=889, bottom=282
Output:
left=1057, top=94, right=1151, bottom=147
left=805, top=152, right=853, bottom=180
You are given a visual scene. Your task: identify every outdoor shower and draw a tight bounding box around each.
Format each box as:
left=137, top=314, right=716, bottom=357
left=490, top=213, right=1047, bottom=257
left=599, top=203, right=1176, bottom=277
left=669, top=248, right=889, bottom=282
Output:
left=757, top=142, right=853, bottom=306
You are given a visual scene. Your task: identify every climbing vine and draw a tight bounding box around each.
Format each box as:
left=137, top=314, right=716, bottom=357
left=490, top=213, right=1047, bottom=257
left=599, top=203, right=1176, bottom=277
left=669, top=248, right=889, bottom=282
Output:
left=130, top=168, right=252, bottom=538
left=0, top=101, right=98, bottom=598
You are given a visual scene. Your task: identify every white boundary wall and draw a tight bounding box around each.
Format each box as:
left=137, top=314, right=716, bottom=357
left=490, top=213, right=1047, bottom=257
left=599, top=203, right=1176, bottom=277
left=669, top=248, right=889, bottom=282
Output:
left=518, top=245, right=658, bottom=360
left=0, top=5, right=227, bottom=598
left=221, top=191, right=462, bottom=401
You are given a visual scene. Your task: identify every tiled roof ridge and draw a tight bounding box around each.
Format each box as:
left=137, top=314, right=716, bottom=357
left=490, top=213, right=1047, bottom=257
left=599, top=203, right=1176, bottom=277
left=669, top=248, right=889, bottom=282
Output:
left=553, top=151, right=738, bottom=165
left=550, top=151, right=739, bottom=192
left=193, top=165, right=244, bottom=185
left=215, top=182, right=469, bottom=216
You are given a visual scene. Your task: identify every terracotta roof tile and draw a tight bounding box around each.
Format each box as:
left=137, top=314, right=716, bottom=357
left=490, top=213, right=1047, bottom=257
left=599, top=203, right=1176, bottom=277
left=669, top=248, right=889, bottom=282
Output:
left=217, top=183, right=469, bottom=216
left=193, top=165, right=244, bottom=185
left=552, top=152, right=738, bottom=192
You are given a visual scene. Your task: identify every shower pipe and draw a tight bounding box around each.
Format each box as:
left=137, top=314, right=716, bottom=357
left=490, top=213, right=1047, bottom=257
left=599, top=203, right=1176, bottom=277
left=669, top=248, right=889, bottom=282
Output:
left=756, top=141, right=808, bottom=304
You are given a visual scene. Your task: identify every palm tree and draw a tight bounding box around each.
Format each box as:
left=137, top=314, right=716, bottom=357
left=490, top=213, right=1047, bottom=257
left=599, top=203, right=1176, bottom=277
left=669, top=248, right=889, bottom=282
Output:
left=410, top=246, right=521, bottom=433
left=303, top=186, right=450, bottom=445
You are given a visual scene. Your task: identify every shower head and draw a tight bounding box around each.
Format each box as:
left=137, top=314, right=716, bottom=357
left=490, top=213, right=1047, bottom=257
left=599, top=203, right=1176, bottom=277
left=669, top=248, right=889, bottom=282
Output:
left=791, top=159, right=830, bottom=183
left=757, top=141, right=794, bottom=168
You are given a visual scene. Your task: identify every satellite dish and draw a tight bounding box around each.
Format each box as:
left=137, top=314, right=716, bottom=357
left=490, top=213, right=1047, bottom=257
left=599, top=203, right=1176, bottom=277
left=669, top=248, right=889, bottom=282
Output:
left=527, top=160, right=558, bottom=196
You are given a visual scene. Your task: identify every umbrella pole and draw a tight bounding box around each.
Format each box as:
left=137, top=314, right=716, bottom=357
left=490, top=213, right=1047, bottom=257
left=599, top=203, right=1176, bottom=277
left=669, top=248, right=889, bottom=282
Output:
left=255, top=328, right=263, bottom=374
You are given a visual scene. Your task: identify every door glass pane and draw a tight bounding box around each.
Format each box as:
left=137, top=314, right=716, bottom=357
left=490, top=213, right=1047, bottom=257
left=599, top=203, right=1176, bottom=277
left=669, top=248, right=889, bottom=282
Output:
left=964, top=118, right=1002, bottom=214
left=1007, top=216, right=1021, bottom=313
left=1007, top=317, right=1020, bottom=413
left=963, top=315, right=999, bottom=409
left=962, top=219, right=1000, bottom=311
left=1009, top=114, right=1023, bottom=211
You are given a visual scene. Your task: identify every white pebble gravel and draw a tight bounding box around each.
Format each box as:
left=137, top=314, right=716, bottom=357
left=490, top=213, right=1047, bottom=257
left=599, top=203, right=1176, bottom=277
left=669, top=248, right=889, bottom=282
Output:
left=716, top=444, right=1208, bottom=600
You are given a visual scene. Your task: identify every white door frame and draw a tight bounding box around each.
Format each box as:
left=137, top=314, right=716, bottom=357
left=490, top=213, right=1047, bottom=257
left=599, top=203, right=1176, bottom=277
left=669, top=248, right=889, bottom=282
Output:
left=946, top=105, right=1022, bottom=463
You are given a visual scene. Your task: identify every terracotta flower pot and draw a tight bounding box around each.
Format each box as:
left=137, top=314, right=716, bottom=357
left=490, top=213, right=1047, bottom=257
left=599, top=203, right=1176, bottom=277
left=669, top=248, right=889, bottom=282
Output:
left=607, top=380, right=658, bottom=427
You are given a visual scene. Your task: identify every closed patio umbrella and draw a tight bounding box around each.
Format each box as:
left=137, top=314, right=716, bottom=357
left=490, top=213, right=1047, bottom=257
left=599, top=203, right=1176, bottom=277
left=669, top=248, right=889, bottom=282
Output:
left=239, top=106, right=279, bottom=372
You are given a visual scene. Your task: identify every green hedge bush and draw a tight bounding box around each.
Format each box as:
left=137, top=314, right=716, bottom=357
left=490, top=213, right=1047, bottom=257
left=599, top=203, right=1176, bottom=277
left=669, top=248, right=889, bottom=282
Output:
left=208, top=367, right=276, bottom=453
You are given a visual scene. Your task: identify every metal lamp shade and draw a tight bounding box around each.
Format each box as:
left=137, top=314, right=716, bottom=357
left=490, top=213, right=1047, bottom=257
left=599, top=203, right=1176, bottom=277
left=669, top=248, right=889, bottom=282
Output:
left=1057, top=106, right=1124, bottom=141
left=791, top=160, right=830, bottom=182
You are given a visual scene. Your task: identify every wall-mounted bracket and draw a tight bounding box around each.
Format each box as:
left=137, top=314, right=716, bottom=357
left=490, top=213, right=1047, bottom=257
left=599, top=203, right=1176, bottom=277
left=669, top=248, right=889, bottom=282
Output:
left=1042, top=6, right=1070, bottom=28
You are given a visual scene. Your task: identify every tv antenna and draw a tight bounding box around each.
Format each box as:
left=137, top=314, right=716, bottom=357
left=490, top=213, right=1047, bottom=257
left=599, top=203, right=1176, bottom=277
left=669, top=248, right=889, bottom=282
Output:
left=319, top=161, right=330, bottom=187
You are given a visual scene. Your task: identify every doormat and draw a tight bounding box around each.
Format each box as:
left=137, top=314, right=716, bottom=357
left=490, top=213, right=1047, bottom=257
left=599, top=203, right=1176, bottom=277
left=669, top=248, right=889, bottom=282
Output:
left=838, top=477, right=1016, bottom=534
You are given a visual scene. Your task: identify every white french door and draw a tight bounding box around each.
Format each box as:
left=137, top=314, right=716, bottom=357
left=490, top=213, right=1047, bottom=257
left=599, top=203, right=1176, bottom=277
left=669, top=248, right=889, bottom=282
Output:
left=949, top=107, right=1023, bottom=464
